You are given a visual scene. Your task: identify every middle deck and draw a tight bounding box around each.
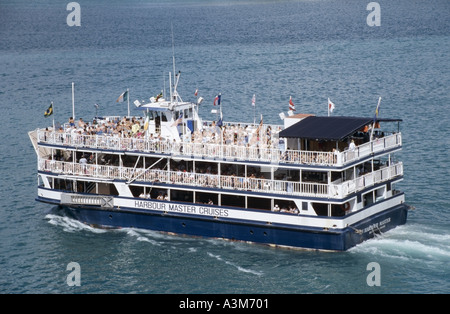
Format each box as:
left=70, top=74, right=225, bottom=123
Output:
left=36, top=126, right=402, bottom=169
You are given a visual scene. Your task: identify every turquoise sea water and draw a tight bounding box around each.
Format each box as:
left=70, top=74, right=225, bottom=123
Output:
left=0, top=0, right=449, bottom=294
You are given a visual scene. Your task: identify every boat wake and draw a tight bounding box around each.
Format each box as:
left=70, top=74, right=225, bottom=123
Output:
left=207, top=252, right=264, bottom=276
left=122, top=229, right=164, bottom=247
left=350, top=224, right=450, bottom=263
left=45, top=214, right=107, bottom=234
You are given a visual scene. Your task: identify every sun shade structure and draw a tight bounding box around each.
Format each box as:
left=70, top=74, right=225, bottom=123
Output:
left=279, top=116, right=375, bottom=141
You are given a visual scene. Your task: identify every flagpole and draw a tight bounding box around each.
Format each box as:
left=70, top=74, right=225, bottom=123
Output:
left=328, top=98, right=330, bottom=117
left=52, top=101, right=55, bottom=131
left=72, top=82, right=75, bottom=120
left=127, top=88, right=130, bottom=117
left=252, top=94, right=256, bottom=125
left=370, top=97, right=382, bottom=142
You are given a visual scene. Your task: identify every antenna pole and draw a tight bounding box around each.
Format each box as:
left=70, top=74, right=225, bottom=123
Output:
left=370, top=96, right=382, bottom=142
left=171, top=23, right=176, bottom=87
left=127, top=88, right=130, bottom=117
left=163, top=72, right=166, bottom=99
left=169, top=72, right=173, bottom=103
left=52, top=101, right=55, bottom=131
left=72, top=82, right=75, bottom=120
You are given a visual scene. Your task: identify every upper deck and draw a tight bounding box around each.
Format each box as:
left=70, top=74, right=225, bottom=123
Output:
left=35, top=118, right=402, bottom=169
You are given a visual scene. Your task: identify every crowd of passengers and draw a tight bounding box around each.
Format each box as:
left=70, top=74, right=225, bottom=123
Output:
left=43, top=116, right=391, bottom=168
left=45, top=116, right=282, bottom=149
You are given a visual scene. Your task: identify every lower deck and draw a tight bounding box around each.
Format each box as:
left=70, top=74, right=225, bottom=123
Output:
left=37, top=183, right=406, bottom=231
left=37, top=188, right=409, bottom=251
left=38, top=169, right=404, bottom=220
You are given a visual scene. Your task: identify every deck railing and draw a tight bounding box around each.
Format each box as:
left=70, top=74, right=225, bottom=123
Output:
left=37, top=130, right=402, bottom=167
left=38, top=158, right=403, bottom=199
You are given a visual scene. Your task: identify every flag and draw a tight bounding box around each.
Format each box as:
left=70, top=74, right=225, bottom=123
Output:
left=155, top=92, right=163, bottom=102
left=252, top=94, right=256, bottom=107
left=44, top=103, right=53, bottom=117
left=374, top=100, right=381, bottom=120
left=328, top=98, right=335, bottom=113
left=116, top=90, right=128, bottom=103
left=214, top=93, right=221, bottom=106
left=172, top=112, right=183, bottom=127
left=289, top=96, right=295, bottom=111
left=194, top=89, right=198, bottom=97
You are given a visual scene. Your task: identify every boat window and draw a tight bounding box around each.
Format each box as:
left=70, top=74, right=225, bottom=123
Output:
left=273, top=199, right=298, bottom=212
left=311, top=202, right=328, bottom=216
left=363, top=191, right=374, bottom=207
left=196, top=192, right=218, bottom=205
left=302, top=202, right=308, bottom=211
left=302, top=170, right=327, bottom=183
left=38, top=175, right=44, bottom=187
left=53, top=178, right=75, bottom=192
left=331, top=204, right=346, bottom=217
left=222, top=194, right=245, bottom=208
left=98, top=183, right=119, bottom=196
left=375, top=186, right=386, bottom=202
left=150, top=188, right=168, bottom=200
left=357, top=193, right=362, bottom=203
left=220, top=163, right=245, bottom=177
left=130, top=185, right=144, bottom=198
left=171, top=189, right=193, bottom=203
left=247, top=197, right=271, bottom=210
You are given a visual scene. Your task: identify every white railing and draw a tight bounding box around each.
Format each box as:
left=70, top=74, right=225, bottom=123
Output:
left=329, top=162, right=403, bottom=198
left=340, top=133, right=402, bottom=164
left=37, top=130, right=401, bottom=167
left=38, top=158, right=403, bottom=199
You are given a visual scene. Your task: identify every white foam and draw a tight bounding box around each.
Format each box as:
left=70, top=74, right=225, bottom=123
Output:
left=45, top=214, right=106, bottom=234
left=122, top=228, right=163, bottom=246
left=350, top=224, right=450, bottom=263
left=207, top=252, right=263, bottom=276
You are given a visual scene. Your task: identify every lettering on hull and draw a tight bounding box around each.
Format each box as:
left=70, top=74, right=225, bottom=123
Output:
left=135, top=200, right=229, bottom=218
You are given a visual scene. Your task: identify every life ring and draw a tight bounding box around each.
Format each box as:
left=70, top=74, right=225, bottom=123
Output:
left=341, top=202, right=350, bottom=211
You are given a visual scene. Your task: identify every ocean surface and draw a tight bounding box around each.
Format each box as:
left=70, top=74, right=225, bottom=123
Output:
left=0, top=0, right=449, bottom=294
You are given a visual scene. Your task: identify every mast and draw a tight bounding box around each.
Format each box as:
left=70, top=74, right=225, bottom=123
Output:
left=370, top=97, right=382, bottom=141
left=172, top=27, right=176, bottom=88
left=127, top=88, right=130, bottom=117
left=171, top=23, right=176, bottom=102
left=72, top=82, right=75, bottom=120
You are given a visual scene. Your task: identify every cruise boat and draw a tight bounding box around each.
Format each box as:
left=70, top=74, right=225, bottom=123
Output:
left=28, top=71, right=410, bottom=251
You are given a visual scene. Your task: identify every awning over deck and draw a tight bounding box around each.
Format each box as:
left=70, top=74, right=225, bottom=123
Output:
left=279, top=116, right=374, bottom=141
